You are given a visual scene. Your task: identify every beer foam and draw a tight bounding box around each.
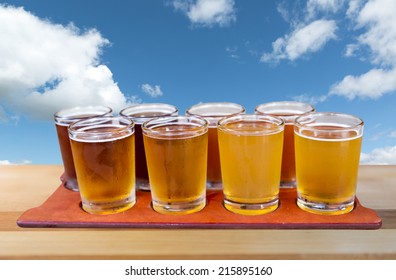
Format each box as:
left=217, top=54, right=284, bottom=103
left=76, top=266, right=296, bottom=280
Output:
left=295, top=128, right=362, bottom=142
left=70, top=124, right=134, bottom=143
left=219, top=121, right=284, bottom=136
left=146, top=124, right=207, bottom=139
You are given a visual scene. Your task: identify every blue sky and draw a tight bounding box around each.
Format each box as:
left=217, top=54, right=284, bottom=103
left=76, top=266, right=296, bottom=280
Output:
left=1, top=0, right=396, bottom=165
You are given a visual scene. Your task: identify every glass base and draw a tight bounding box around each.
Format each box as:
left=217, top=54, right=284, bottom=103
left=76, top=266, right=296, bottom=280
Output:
left=152, top=196, right=206, bottom=215
left=296, top=196, right=355, bottom=215
left=223, top=197, right=279, bottom=216
left=81, top=195, right=136, bottom=215
left=62, top=177, right=79, bottom=192
left=136, top=178, right=150, bottom=191
left=206, top=181, right=223, bottom=190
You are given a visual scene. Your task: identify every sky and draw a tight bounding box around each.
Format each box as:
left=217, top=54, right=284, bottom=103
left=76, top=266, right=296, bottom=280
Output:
left=1, top=0, right=396, bottom=165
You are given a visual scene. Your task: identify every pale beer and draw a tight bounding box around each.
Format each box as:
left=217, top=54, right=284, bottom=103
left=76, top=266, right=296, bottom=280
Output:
left=218, top=115, right=284, bottom=215
left=294, top=113, right=364, bottom=215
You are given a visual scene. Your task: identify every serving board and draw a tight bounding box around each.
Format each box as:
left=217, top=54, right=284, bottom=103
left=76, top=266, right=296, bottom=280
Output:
left=17, top=183, right=382, bottom=229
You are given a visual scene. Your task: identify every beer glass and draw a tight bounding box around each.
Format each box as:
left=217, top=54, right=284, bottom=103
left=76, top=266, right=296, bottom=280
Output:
left=186, top=102, right=245, bottom=190
left=294, top=112, right=364, bottom=215
left=255, top=101, right=315, bottom=188
left=69, top=116, right=136, bottom=215
left=120, top=103, right=178, bottom=191
left=54, top=106, right=112, bottom=191
left=142, top=116, right=208, bottom=215
left=218, top=114, right=284, bottom=215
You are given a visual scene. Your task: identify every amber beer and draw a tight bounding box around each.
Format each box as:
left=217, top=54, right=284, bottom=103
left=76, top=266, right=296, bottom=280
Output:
left=120, top=104, right=178, bottom=191
left=281, top=123, right=295, bottom=183
left=54, top=106, right=112, bottom=191
left=218, top=114, right=284, bottom=215
left=255, top=101, right=315, bottom=188
left=55, top=124, right=77, bottom=189
left=143, top=116, right=208, bottom=215
left=186, top=102, right=246, bottom=189
left=206, top=127, right=221, bottom=182
left=69, top=117, right=136, bottom=215
left=294, top=113, right=364, bottom=215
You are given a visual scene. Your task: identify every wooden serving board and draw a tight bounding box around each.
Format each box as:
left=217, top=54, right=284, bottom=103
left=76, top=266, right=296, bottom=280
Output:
left=17, top=183, right=382, bottom=229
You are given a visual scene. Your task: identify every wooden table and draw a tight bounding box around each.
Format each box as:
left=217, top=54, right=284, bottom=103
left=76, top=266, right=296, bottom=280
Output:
left=1, top=165, right=395, bottom=260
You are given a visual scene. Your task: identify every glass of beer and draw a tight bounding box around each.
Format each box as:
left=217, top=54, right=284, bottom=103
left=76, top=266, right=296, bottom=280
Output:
left=54, top=106, right=113, bottom=191
left=68, top=116, right=136, bottom=215
left=255, top=101, right=315, bottom=188
left=142, top=116, right=208, bottom=215
left=119, top=103, right=178, bottom=191
left=294, top=112, right=364, bottom=215
left=217, top=114, right=284, bottom=215
left=186, top=102, right=246, bottom=190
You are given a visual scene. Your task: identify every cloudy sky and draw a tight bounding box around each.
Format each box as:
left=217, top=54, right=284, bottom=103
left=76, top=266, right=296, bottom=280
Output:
left=1, top=0, right=396, bottom=165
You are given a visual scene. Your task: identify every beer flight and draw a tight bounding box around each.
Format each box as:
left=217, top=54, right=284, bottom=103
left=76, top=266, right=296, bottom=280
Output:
left=54, top=101, right=363, bottom=217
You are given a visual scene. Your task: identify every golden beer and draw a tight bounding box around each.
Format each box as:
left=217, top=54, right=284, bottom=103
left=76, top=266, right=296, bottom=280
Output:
left=294, top=113, right=364, bottom=215
left=143, top=117, right=208, bottom=215
left=69, top=117, right=136, bottom=215
left=255, top=101, right=315, bottom=187
left=218, top=115, right=284, bottom=215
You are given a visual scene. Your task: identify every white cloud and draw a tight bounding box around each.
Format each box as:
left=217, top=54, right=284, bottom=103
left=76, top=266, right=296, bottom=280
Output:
left=282, top=0, right=396, bottom=101
left=293, top=93, right=328, bottom=105
left=276, top=2, right=291, bottom=23
left=263, top=0, right=342, bottom=64
left=390, top=131, right=396, bottom=138
left=346, top=0, right=364, bottom=18
left=172, top=0, right=236, bottom=27
left=356, top=0, right=396, bottom=66
left=141, top=84, right=163, bottom=98
left=330, top=68, right=396, bottom=99
left=0, top=5, right=135, bottom=120
left=261, top=19, right=337, bottom=63
left=266, top=0, right=396, bottom=103
left=0, top=159, right=32, bottom=165
left=360, top=146, right=396, bottom=165
left=330, top=0, right=396, bottom=100
left=344, top=43, right=360, bottom=57
left=307, top=0, right=345, bottom=19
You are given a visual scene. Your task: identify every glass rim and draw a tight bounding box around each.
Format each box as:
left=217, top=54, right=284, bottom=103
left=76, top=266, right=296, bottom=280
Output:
left=119, top=103, right=178, bottom=123
left=68, top=116, right=134, bottom=142
left=217, top=114, right=284, bottom=136
left=186, top=102, right=246, bottom=118
left=54, top=105, right=113, bottom=125
left=294, top=112, right=364, bottom=133
left=255, top=101, right=315, bottom=118
left=142, top=115, right=208, bottom=139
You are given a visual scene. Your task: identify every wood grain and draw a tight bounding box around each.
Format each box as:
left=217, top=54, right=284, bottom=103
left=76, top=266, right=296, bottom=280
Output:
left=1, top=165, right=396, bottom=259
